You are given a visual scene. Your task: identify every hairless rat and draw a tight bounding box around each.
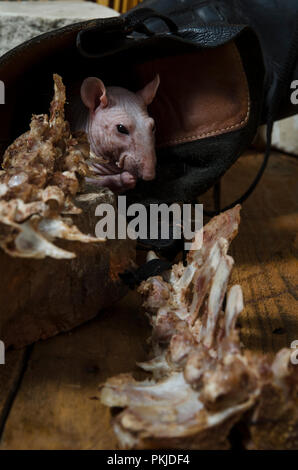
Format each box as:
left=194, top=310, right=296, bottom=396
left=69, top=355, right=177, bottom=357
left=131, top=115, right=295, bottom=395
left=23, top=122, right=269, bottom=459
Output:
left=71, top=75, right=160, bottom=193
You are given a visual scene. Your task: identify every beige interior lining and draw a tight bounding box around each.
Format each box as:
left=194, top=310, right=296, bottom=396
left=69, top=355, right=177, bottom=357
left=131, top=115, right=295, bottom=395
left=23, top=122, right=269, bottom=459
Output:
left=135, top=42, right=250, bottom=148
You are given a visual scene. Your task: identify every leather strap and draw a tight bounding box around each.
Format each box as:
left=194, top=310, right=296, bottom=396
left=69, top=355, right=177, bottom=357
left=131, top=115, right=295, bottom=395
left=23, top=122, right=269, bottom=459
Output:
left=204, top=17, right=298, bottom=216
left=76, top=8, right=178, bottom=59
left=124, top=7, right=178, bottom=35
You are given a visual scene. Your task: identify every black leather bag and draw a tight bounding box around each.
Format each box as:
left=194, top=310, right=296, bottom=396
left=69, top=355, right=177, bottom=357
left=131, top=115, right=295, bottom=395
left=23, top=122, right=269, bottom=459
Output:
left=76, top=8, right=267, bottom=208
left=126, top=1, right=298, bottom=213
left=0, top=7, right=264, bottom=209
left=132, top=1, right=298, bottom=123
left=0, top=3, right=297, bottom=214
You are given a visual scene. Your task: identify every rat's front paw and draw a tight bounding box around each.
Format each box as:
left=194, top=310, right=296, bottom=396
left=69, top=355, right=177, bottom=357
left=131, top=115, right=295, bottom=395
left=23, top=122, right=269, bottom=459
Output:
left=120, top=171, right=137, bottom=190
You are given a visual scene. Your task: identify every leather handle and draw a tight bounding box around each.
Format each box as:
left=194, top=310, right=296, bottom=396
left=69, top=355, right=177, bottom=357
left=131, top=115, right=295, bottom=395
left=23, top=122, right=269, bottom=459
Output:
left=76, top=8, right=178, bottom=59
left=124, top=7, right=178, bottom=35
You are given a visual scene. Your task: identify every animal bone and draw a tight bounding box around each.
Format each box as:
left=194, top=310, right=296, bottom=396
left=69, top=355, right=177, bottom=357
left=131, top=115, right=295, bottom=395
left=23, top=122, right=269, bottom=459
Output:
left=0, top=74, right=104, bottom=259
left=101, top=206, right=298, bottom=449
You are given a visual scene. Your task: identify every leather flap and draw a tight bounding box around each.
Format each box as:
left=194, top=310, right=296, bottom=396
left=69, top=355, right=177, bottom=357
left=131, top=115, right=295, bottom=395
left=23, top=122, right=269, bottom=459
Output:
left=135, top=42, right=250, bottom=148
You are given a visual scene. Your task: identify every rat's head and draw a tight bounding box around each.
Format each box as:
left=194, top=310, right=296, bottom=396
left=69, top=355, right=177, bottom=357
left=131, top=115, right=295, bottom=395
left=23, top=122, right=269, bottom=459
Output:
left=81, top=75, right=160, bottom=183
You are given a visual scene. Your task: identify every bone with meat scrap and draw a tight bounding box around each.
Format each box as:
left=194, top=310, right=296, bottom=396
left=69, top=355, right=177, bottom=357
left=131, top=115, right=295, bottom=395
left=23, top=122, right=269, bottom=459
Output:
left=0, top=74, right=104, bottom=259
left=101, top=206, right=298, bottom=450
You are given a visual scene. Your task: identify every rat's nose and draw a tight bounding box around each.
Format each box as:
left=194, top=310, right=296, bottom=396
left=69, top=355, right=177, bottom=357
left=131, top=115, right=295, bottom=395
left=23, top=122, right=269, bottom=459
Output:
left=146, top=118, right=156, bottom=133
left=142, top=169, right=155, bottom=181
left=140, top=155, right=156, bottom=181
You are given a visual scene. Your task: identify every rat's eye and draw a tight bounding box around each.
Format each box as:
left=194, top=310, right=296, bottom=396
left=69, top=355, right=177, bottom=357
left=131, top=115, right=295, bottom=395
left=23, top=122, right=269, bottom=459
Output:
left=117, top=124, right=129, bottom=135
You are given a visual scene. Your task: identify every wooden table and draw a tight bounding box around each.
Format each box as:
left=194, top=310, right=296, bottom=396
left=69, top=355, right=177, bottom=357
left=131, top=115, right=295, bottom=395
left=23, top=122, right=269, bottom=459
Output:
left=0, top=150, right=297, bottom=449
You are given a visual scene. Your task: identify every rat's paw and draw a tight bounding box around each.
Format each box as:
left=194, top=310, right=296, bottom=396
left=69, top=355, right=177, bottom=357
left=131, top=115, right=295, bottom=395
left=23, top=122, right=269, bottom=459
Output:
left=89, top=162, right=109, bottom=176
left=85, top=176, right=103, bottom=187
left=121, top=172, right=137, bottom=190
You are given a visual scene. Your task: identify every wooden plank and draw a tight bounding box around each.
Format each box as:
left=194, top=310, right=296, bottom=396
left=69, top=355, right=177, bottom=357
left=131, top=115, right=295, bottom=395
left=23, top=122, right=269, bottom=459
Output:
left=0, top=349, right=27, bottom=436
left=0, top=191, right=135, bottom=349
left=202, top=151, right=298, bottom=355
left=96, top=1, right=110, bottom=7
left=0, top=292, right=150, bottom=450
left=113, top=0, right=121, bottom=12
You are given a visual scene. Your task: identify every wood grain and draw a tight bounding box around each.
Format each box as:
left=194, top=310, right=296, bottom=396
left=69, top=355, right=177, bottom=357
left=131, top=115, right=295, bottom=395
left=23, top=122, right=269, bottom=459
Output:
left=0, top=191, right=135, bottom=349
left=0, top=349, right=27, bottom=436
left=0, top=292, right=150, bottom=450
left=202, top=151, right=298, bottom=355
left=0, top=150, right=297, bottom=449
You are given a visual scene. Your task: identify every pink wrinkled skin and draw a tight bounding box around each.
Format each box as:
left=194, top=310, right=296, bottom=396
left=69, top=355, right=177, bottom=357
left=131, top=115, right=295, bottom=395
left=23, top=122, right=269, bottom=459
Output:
left=72, top=75, right=160, bottom=193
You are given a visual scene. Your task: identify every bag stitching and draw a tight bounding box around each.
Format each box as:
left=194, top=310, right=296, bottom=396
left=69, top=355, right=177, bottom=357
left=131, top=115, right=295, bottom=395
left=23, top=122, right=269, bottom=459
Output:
left=157, top=44, right=250, bottom=148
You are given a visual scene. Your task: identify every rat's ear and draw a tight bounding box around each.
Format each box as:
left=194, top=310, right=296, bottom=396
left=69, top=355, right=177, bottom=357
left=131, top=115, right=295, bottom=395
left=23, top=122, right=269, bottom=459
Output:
left=80, top=77, right=108, bottom=111
left=137, top=74, right=160, bottom=106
